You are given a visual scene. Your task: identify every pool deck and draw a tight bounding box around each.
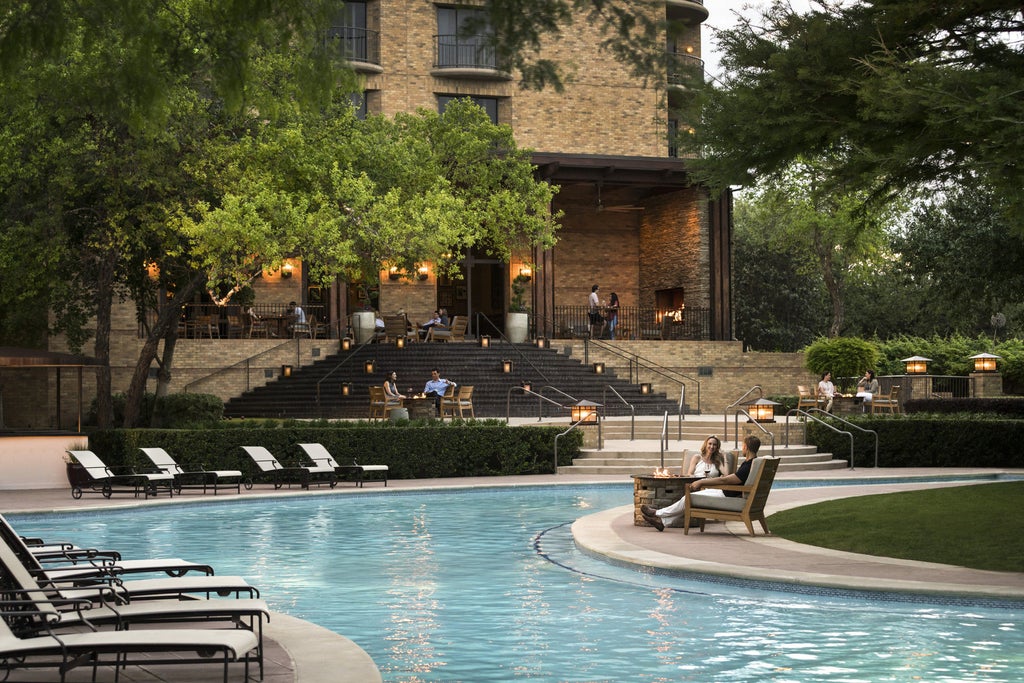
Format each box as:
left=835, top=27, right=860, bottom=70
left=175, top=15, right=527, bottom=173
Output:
left=4, top=466, right=1023, bottom=681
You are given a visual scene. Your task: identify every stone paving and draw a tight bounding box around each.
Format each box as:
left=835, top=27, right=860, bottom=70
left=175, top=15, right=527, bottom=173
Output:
left=4, top=466, right=1022, bottom=681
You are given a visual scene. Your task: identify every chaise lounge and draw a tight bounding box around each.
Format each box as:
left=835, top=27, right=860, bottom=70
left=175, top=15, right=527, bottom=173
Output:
left=297, top=443, right=389, bottom=487
left=139, top=447, right=244, bottom=495
left=66, top=450, right=174, bottom=500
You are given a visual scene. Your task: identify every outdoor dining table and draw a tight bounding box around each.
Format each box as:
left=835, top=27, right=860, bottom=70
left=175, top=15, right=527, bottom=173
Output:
left=404, top=395, right=436, bottom=420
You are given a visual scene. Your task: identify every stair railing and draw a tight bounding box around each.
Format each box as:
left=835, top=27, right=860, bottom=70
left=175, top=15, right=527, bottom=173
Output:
left=659, top=411, right=669, bottom=469
left=553, top=407, right=604, bottom=473
left=474, top=312, right=551, bottom=384
left=183, top=338, right=298, bottom=394
left=584, top=337, right=700, bottom=418
left=504, top=386, right=571, bottom=423
left=785, top=409, right=875, bottom=469
left=723, top=385, right=764, bottom=446
left=314, top=338, right=376, bottom=411
left=601, top=385, right=635, bottom=440
left=537, top=385, right=580, bottom=420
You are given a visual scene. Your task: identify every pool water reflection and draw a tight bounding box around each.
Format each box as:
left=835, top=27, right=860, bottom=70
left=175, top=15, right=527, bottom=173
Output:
left=14, top=485, right=1022, bottom=682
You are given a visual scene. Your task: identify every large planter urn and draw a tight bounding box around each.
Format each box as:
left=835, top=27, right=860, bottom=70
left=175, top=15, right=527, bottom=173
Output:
left=505, top=312, right=529, bottom=343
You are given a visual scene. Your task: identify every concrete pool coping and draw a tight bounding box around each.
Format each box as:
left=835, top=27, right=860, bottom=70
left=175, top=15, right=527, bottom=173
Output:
left=3, top=468, right=1022, bottom=681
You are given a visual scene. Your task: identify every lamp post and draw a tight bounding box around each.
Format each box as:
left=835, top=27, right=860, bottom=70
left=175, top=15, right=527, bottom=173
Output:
left=570, top=399, right=602, bottom=451
left=969, top=352, right=1000, bottom=372
left=969, top=353, right=1004, bottom=398
left=747, top=397, right=779, bottom=423
left=901, top=356, right=931, bottom=374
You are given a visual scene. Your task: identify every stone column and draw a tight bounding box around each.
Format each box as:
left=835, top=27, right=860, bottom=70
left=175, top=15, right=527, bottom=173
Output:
left=970, top=372, right=1003, bottom=398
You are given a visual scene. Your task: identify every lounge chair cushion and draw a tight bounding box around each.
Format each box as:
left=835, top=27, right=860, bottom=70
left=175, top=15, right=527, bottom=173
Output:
left=689, top=492, right=746, bottom=512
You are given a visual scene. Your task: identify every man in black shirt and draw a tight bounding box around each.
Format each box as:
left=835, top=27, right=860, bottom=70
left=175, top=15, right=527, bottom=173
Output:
left=689, top=435, right=760, bottom=498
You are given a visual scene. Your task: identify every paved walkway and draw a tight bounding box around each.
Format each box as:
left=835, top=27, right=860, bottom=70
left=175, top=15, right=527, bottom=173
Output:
left=4, top=467, right=1022, bottom=681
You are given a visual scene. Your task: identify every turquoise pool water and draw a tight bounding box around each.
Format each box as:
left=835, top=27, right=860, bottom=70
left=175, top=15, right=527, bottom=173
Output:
left=12, top=484, right=1022, bottom=682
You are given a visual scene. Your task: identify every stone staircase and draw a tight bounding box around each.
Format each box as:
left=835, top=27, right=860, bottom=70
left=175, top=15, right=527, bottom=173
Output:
left=557, top=415, right=849, bottom=473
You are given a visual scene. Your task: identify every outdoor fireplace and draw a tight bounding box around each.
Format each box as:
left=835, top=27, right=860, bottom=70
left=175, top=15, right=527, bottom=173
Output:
left=630, top=472, right=699, bottom=528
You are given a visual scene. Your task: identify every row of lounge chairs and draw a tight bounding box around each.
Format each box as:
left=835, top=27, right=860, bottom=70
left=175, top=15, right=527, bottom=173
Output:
left=0, top=514, right=266, bottom=681
left=67, top=445, right=388, bottom=499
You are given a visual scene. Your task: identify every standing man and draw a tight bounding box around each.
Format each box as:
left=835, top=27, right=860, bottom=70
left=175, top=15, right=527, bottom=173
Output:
left=423, top=368, right=457, bottom=415
left=588, top=284, right=604, bottom=338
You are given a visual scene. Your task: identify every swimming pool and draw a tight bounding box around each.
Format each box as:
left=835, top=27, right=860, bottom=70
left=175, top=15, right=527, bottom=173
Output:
left=12, top=484, right=1023, bottom=682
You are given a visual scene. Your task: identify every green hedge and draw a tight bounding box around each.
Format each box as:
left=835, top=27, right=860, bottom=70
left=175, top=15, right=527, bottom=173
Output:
left=806, top=415, right=1024, bottom=468
left=904, top=398, right=1024, bottom=417
left=87, top=420, right=583, bottom=481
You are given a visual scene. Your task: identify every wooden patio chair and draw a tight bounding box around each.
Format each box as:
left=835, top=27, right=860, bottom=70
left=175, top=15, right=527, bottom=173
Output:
left=871, top=385, right=901, bottom=414
left=441, top=385, right=474, bottom=419
left=426, top=315, right=467, bottom=342
left=682, top=456, right=781, bottom=536
left=796, top=385, right=822, bottom=411
left=368, top=385, right=390, bottom=421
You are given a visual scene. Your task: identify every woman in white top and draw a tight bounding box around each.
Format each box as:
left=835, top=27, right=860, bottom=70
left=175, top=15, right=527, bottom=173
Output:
left=683, top=435, right=728, bottom=478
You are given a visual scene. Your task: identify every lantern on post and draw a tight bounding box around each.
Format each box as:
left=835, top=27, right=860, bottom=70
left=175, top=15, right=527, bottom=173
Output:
left=969, top=352, right=1000, bottom=372
left=901, top=356, right=931, bottom=374
left=571, top=400, right=601, bottom=425
left=341, top=337, right=352, bottom=351
left=502, top=359, right=514, bottom=373
left=535, top=337, right=548, bottom=349
left=479, top=335, right=491, bottom=348
left=640, top=383, right=652, bottom=395
left=281, top=365, right=293, bottom=378
left=747, top=397, right=779, bottom=423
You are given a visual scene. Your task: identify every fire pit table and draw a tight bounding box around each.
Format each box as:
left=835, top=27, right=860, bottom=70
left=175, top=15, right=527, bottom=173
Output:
left=630, top=474, right=700, bottom=528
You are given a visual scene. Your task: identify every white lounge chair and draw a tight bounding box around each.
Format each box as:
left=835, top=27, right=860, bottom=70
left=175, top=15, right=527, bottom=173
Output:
left=241, top=445, right=337, bottom=489
left=0, top=599, right=258, bottom=683
left=66, top=449, right=174, bottom=499
left=0, top=541, right=270, bottom=678
left=139, top=447, right=245, bottom=495
left=297, top=443, right=389, bottom=487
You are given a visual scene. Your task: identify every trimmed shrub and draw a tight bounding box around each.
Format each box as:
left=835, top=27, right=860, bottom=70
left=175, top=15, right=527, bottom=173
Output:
left=87, top=420, right=582, bottom=480
left=152, top=393, right=223, bottom=428
left=804, top=337, right=880, bottom=391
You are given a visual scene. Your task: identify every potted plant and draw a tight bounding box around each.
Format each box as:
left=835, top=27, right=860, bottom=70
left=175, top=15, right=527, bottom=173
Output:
left=506, top=274, right=531, bottom=343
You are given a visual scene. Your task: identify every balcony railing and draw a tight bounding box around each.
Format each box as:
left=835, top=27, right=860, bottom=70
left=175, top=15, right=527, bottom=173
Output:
left=139, top=303, right=328, bottom=339
left=434, top=34, right=500, bottom=70
left=326, top=26, right=380, bottom=65
left=667, top=51, right=705, bottom=87
left=545, top=306, right=710, bottom=341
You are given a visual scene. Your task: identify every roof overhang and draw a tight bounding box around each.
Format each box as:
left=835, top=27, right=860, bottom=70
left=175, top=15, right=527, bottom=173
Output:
left=0, top=347, right=102, bottom=368
left=531, top=153, right=693, bottom=189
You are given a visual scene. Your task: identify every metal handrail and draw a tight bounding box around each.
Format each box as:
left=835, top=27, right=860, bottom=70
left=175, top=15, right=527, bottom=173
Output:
left=314, top=338, right=376, bottom=409
left=724, top=385, right=765, bottom=447
left=183, top=338, right=297, bottom=394
left=786, top=409, right=874, bottom=469
left=659, top=411, right=669, bottom=469
left=537, top=385, right=580, bottom=420
left=553, top=412, right=603, bottom=473
left=729, top=408, right=776, bottom=457
left=504, top=386, right=570, bottom=424
left=601, top=385, right=634, bottom=440
left=474, top=312, right=551, bottom=385
left=585, top=337, right=700, bottom=427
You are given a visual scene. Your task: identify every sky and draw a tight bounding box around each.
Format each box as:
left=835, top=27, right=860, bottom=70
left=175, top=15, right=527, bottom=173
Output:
left=702, top=1, right=818, bottom=78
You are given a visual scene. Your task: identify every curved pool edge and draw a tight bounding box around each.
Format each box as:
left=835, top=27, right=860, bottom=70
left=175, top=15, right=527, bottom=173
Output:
left=572, top=488, right=1024, bottom=604
left=268, top=612, right=381, bottom=683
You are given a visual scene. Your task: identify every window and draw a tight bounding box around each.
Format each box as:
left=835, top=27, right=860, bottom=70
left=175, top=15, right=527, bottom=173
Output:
left=349, top=92, right=369, bottom=119
left=436, top=7, right=496, bottom=68
left=667, top=118, right=678, bottom=158
left=438, top=95, right=499, bottom=124
left=328, top=2, right=378, bottom=64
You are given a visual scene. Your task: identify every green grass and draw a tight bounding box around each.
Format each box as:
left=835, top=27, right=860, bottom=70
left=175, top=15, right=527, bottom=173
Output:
left=768, top=481, right=1024, bottom=572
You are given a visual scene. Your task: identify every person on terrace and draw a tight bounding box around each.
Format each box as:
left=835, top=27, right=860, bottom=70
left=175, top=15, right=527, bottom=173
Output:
left=817, top=371, right=836, bottom=413
left=423, top=368, right=456, bottom=414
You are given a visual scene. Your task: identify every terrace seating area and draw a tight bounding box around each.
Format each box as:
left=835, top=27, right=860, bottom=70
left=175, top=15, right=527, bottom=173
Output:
left=223, top=341, right=684, bottom=420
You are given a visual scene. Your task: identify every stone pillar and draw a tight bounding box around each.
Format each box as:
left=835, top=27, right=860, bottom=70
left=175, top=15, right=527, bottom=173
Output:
left=970, top=372, right=1003, bottom=398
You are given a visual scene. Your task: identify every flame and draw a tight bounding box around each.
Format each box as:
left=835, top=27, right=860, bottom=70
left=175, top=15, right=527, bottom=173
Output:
left=652, top=467, right=674, bottom=477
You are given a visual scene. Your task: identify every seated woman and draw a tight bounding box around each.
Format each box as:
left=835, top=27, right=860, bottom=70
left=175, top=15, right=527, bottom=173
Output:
left=383, top=371, right=406, bottom=407
left=856, top=370, right=880, bottom=402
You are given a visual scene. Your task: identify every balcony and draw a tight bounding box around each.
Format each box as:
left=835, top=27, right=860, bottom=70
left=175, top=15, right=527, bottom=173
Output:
left=326, top=26, right=383, bottom=74
left=667, top=51, right=705, bottom=89
left=431, top=34, right=512, bottom=80
left=665, top=0, right=709, bottom=22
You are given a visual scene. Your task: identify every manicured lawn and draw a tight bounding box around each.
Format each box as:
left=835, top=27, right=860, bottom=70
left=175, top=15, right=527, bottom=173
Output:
left=768, top=481, right=1024, bottom=572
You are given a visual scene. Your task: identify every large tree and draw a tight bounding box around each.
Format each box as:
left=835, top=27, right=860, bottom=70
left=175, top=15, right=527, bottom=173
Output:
left=683, top=0, right=1024, bottom=229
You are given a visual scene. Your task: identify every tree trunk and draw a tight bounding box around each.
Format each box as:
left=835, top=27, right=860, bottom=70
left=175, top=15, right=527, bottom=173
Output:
left=812, top=227, right=845, bottom=337
left=121, top=272, right=205, bottom=427
left=92, top=257, right=115, bottom=428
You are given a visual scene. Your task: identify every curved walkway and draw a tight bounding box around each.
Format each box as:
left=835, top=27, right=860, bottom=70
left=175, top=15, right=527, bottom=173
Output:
left=4, top=468, right=1022, bottom=680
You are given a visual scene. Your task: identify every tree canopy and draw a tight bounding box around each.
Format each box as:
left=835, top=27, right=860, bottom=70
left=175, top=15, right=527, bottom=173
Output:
left=683, top=0, right=1024, bottom=230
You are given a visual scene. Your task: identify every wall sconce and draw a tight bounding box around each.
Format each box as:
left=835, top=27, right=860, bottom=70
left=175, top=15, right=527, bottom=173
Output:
left=281, top=365, right=293, bottom=378
left=969, top=352, right=1000, bottom=372
left=518, top=266, right=532, bottom=281
left=502, top=360, right=514, bottom=373
left=417, top=266, right=429, bottom=281
left=747, top=397, right=779, bottom=423
left=536, top=337, right=548, bottom=349
left=341, top=383, right=353, bottom=397
left=388, top=266, right=401, bottom=281
left=342, top=337, right=352, bottom=351
left=479, top=335, right=491, bottom=348
left=521, top=380, right=532, bottom=393
left=593, top=362, right=605, bottom=374
left=570, top=400, right=601, bottom=425
left=281, top=263, right=294, bottom=278
left=901, top=356, right=931, bottom=374
left=640, top=382, right=652, bottom=395
left=396, top=337, right=405, bottom=349
left=364, top=359, right=375, bottom=374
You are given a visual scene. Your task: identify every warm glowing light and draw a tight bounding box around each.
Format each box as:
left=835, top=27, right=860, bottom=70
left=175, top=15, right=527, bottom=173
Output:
left=479, top=336, right=491, bottom=348
left=502, top=360, right=513, bottom=373
left=901, top=356, right=931, bottom=374
left=570, top=400, right=600, bottom=424
left=970, top=353, right=1000, bottom=372
left=364, top=359, right=375, bottom=373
